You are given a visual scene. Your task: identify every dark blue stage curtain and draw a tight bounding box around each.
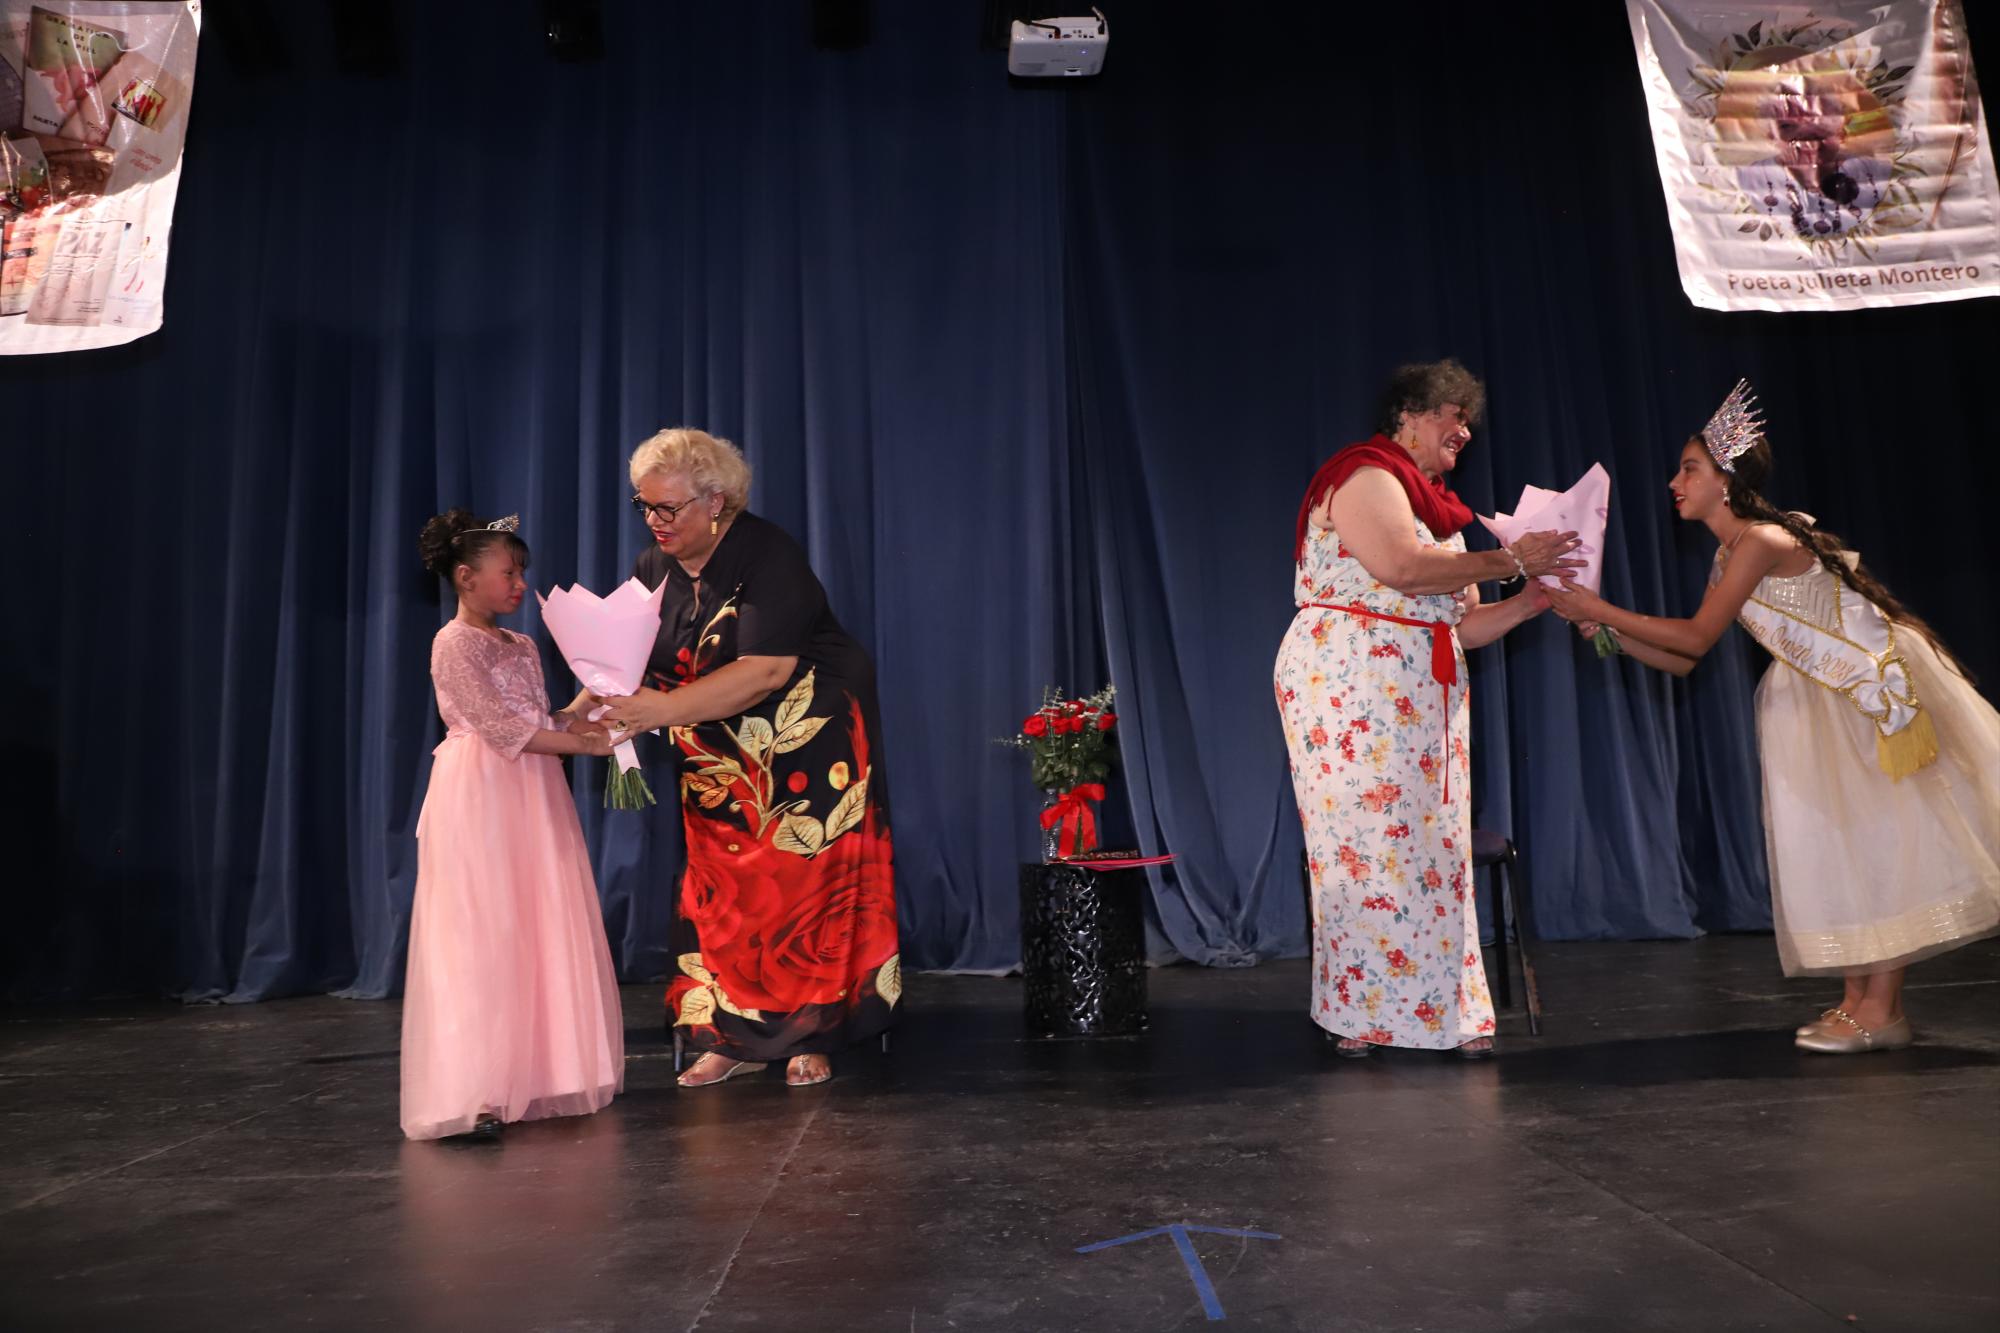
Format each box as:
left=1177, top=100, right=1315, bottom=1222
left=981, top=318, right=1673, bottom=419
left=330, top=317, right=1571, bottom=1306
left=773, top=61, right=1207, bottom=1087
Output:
left=2, top=2, right=1992, bottom=1001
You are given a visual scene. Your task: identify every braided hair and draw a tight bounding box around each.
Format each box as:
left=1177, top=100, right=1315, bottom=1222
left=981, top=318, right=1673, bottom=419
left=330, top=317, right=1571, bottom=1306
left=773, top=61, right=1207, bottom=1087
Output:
left=1718, top=437, right=1972, bottom=683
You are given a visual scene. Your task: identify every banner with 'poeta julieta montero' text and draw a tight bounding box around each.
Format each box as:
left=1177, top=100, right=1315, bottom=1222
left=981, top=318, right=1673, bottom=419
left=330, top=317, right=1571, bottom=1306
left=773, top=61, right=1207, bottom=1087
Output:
left=1626, top=0, right=2000, bottom=311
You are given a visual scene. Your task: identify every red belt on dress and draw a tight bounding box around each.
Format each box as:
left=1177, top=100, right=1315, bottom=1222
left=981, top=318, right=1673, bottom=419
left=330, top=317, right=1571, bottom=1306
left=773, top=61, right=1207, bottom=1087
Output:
left=1304, top=601, right=1459, bottom=801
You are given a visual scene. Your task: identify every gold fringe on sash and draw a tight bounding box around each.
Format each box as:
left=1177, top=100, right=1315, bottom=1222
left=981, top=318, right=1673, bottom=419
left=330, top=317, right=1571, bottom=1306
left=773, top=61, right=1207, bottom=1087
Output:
left=1877, top=707, right=1939, bottom=781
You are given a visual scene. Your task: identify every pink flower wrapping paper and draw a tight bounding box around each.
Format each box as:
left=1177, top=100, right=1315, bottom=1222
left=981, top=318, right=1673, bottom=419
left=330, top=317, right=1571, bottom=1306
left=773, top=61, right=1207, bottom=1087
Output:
left=1478, top=463, right=1611, bottom=593
left=538, top=575, right=667, bottom=805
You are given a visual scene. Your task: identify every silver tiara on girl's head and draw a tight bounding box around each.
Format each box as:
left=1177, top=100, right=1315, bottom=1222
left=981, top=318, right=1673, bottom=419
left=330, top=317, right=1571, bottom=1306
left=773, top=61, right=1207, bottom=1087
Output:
left=1701, top=379, right=1765, bottom=474
left=483, top=514, right=520, bottom=532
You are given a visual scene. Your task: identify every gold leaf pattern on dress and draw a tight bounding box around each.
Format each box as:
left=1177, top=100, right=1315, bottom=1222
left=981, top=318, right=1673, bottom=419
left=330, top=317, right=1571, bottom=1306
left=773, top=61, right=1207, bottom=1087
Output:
left=691, top=602, right=740, bottom=675
left=773, top=715, right=830, bottom=754
left=824, top=771, right=869, bottom=842
left=674, top=953, right=762, bottom=1021
left=774, top=811, right=828, bottom=857
left=677, top=987, right=716, bottom=1026
left=775, top=669, right=817, bottom=736
left=713, top=987, right=763, bottom=1021
left=737, top=716, right=775, bottom=759
left=684, top=773, right=730, bottom=809
left=876, top=954, right=902, bottom=1007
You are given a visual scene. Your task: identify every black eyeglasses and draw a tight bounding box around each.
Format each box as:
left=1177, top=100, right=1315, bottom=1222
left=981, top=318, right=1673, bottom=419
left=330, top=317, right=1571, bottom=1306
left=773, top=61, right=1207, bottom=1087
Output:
left=631, top=493, right=705, bottom=523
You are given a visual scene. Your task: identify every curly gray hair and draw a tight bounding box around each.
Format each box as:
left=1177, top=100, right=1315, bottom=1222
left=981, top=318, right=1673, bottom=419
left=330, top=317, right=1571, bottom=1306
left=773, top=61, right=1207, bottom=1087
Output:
left=1373, top=359, right=1486, bottom=438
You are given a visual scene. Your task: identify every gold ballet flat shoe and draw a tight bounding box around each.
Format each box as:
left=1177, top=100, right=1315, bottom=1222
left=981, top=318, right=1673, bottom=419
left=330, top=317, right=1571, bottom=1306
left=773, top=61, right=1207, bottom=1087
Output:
left=1796, top=1007, right=1842, bottom=1037
left=1794, top=1010, right=1913, bottom=1055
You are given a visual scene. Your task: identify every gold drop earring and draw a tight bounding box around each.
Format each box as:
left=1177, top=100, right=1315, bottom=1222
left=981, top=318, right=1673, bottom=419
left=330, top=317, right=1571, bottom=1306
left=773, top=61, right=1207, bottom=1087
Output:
left=710, top=512, right=719, bottom=535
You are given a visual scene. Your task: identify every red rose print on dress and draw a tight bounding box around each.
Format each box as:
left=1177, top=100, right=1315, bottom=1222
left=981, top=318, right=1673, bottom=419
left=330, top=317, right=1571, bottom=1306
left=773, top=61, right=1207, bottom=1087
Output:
left=680, top=822, right=789, bottom=955
left=682, top=812, right=898, bottom=1013
left=722, top=841, right=900, bottom=1011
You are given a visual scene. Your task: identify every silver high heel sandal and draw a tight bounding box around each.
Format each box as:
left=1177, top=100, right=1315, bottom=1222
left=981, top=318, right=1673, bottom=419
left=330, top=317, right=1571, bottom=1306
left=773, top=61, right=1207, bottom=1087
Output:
left=677, top=1054, right=768, bottom=1087
left=786, top=1055, right=832, bottom=1087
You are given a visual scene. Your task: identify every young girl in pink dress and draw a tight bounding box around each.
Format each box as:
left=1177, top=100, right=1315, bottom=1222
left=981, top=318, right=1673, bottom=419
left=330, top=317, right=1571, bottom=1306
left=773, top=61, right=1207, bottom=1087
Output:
left=402, top=510, right=626, bottom=1140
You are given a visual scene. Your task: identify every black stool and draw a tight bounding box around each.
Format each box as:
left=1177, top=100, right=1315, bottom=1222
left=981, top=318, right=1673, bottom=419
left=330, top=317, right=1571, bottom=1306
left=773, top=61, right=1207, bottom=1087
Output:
left=1019, top=860, right=1150, bottom=1037
left=1472, top=828, right=1541, bottom=1035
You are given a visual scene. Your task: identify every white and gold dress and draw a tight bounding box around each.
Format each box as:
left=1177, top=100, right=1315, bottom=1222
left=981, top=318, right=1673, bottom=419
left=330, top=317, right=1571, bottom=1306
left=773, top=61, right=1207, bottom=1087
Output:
left=1718, top=535, right=2000, bottom=976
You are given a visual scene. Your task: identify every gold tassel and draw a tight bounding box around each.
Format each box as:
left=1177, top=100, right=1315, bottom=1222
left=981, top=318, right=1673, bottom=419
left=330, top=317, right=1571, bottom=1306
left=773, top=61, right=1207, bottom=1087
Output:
left=1876, top=708, right=1939, bottom=782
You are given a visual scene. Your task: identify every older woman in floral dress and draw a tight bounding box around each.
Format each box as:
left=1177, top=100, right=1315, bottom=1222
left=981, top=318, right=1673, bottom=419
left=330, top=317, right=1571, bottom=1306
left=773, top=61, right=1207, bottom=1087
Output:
left=594, top=428, right=899, bottom=1088
left=1274, top=361, right=1578, bottom=1058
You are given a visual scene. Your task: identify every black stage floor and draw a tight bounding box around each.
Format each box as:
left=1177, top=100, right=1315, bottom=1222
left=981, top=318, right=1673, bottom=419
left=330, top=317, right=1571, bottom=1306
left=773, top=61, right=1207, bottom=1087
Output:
left=3, top=937, right=1996, bottom=1332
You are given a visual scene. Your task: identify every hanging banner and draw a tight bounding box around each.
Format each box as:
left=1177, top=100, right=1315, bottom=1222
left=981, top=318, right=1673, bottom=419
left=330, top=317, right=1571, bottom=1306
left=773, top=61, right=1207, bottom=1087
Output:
left=1626, top=0, right=1999, bottom=311
left=0, top=1, right=198, bottom=354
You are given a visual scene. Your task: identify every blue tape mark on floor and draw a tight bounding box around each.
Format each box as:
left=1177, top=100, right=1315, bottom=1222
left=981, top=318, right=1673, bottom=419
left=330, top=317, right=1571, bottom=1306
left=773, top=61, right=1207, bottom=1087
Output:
left=1077, top=1223, right=1282, bottom=1321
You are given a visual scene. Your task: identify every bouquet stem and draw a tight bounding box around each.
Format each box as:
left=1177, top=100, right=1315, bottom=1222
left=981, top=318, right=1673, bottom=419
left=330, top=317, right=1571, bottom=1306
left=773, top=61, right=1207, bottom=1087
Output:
left=604, top=762, right=656, bottom=810
left=1593, top=626, right=1621, bottom=658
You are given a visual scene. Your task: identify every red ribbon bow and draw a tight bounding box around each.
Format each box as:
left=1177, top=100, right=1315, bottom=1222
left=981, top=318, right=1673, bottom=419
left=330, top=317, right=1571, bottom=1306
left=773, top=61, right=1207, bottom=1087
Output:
left=1040, top=783, right=1106, bottom=859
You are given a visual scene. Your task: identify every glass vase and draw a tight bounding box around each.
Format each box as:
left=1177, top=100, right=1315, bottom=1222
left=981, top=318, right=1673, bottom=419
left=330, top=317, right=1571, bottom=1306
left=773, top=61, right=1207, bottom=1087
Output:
left=1041, top=788, right=1065, bottom=862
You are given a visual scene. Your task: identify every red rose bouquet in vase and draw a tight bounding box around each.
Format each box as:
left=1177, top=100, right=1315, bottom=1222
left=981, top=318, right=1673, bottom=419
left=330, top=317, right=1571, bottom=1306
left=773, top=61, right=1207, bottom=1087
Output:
left=1000, top=685, right=1118, bottom=861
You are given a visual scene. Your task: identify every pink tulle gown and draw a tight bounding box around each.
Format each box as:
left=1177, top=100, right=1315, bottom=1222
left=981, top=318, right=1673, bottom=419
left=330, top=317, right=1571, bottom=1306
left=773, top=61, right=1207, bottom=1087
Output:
left=401, top=620, right=625, bottom=1140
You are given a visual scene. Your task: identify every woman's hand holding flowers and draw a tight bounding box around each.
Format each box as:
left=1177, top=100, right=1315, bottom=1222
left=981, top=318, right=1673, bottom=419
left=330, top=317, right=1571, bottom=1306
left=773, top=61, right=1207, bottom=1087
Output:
left=1508, top=528, right=1586, bottom=580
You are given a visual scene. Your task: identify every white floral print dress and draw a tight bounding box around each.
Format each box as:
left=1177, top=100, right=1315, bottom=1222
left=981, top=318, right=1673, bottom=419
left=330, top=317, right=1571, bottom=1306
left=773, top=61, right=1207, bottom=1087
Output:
left=1273, top=518, right=1494, bottom=1048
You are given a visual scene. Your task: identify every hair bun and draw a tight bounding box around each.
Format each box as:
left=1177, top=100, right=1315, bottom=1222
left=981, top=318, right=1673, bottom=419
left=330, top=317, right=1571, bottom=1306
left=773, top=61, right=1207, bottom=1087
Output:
left=418, top=508, right=480, bottom=579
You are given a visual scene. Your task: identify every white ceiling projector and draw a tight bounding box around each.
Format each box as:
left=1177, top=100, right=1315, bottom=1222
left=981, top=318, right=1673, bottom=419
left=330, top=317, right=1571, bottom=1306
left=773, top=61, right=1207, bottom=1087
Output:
left=1008, top=10, right=1109, bottom=78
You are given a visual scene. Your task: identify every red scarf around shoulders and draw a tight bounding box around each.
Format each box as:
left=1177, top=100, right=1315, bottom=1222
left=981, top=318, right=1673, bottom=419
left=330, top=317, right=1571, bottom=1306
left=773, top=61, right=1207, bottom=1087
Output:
left=1293, top=435, right=1474, bottom=563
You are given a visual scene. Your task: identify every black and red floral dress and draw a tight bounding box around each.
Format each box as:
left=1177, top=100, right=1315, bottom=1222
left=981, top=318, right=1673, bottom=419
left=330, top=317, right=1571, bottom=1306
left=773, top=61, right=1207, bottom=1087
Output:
left=637, top=513, right=899, bottom=1061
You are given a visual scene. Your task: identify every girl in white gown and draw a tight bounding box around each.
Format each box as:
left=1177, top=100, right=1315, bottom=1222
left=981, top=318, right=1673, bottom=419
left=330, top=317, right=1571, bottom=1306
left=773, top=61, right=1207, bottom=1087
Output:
left=1546, top=382, right=1999, bottom=1054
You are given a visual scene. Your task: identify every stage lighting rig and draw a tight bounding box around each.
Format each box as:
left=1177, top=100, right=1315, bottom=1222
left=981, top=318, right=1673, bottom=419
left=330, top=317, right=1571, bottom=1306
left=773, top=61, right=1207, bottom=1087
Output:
left=1007, top=7, right=1108, bottom=77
